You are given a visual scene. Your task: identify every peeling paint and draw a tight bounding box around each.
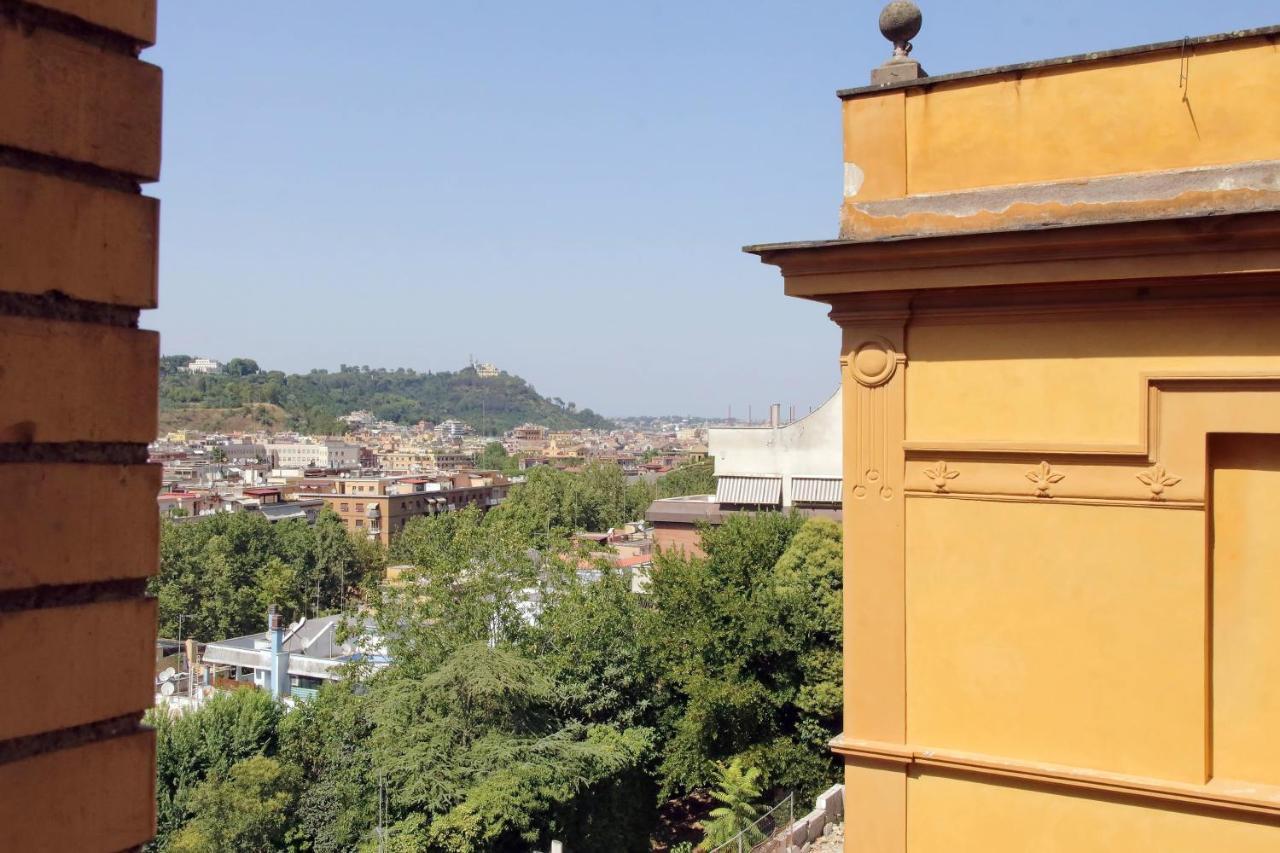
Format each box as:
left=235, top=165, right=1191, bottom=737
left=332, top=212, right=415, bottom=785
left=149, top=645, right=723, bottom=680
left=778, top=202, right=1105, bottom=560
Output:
left=839, top=160, right=1280, bottom=239
left=844, top=162, right=865, bottom=199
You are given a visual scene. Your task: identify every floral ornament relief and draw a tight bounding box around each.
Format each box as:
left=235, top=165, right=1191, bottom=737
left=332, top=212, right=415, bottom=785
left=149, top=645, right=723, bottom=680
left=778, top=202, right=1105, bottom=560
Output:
left=1137, top=464, right=1182, bottom=500
left=923, top=461, right=960, bottom=493
left=1026, top=461, right=1065, bottom=497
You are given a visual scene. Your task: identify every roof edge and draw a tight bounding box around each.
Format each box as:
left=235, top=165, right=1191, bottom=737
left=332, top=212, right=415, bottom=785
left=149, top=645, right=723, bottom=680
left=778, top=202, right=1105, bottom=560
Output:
left=837, top=24, right=1280, bottom=100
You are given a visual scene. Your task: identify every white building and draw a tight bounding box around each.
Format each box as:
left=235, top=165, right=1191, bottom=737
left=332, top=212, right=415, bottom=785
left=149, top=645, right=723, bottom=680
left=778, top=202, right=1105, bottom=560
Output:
left=184, top=357, right=223, bottom=374
left=434, top=419, right=471, bottom=440
left=475, top=362, right=500, bottom=378
left=265, top=441, right=361, bottom=470
left=708, top=389, right=842, bottom=510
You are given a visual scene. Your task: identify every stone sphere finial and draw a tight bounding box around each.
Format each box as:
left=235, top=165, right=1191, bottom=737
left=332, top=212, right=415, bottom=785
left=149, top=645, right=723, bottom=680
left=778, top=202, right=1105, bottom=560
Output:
left=879, top=1, right=923, bottom=58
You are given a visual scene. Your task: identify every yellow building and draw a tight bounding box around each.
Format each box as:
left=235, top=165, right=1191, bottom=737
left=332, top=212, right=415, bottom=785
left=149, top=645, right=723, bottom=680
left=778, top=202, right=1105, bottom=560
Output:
left=749, top=9, right=1280, bottom=852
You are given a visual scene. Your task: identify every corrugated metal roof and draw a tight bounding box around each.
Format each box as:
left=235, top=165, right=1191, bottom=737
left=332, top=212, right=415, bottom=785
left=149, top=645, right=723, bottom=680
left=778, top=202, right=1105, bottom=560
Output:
left=716, top=476, right=782, bottom=505
left=792, top=477, right=843, bottom=504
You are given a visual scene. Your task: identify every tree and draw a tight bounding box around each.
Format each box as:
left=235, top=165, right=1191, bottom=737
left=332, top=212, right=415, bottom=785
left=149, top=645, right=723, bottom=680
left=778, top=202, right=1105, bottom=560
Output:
left=656, top=460, right=716, bottom=498
left=699, top=759, right=764, bottom=850
left=314, top=510, right=360, bottom=609
left=645, top=512, right=842, bottom=798
left=279, top=683, right=376, bottom=853
left=224, top=357, right=261, bottom=376
left=485, top=462, right=652, bottom=547
left=367, top=642, right=653, bottom=852
left=169, top=756, right=301, bottom=853
left=533, top=567, right=659, bottom=730
left=147, top=689, right=284, bottom=850
left=477, top=441, right=518, bottom=474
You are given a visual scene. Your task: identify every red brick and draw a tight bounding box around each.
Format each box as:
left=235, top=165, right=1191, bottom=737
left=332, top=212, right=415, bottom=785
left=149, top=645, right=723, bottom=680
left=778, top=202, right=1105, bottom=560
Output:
left=0, top=20, right=161, bottom=180
left=0, top=316, right=157, bottom=444
left=0, top=165, right=157, bottom=308
left=26, top=0, right=157, bottom=46
left=0, top=464, right=159, bottom=591
left=0, top=598, right=156, bottom=741
left=0, top=729, right=155, bottom=852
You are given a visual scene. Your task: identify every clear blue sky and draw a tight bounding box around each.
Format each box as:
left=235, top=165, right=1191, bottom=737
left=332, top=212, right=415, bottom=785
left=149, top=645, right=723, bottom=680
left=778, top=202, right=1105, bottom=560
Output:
left=148, top=1, right=1276, bottom=418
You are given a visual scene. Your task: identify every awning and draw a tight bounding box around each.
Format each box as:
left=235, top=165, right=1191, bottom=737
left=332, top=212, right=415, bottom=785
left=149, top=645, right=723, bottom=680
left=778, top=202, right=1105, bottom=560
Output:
left=792, top=477, right=843, bottom=504
left=716, top=476, right=782, bottom=506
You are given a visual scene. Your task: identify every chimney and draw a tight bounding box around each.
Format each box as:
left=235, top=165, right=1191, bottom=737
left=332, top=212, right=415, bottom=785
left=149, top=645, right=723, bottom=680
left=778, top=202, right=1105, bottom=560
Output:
left=267, top=605, right=289, bottom=699
left=770, top=403, right=782, bottom=428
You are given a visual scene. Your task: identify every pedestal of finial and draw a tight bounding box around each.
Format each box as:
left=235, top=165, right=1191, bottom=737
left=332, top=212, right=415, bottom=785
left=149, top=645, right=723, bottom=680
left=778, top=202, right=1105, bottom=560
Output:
left=872, top=57, right=927, bottom=85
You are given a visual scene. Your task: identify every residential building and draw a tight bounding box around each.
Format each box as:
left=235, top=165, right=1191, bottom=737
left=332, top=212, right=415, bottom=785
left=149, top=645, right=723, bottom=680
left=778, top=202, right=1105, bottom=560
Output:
left=221, top=442, right=266, bottom=463
left=317, top=474, right=511, bottom=545
left=434, top=419, right=471, bottom=440
left=157, top=490, right=219, bottom=518
left=429, top=449, right=475, bottom=470
left=265, top=440, right=361, bottom=470
left=748, top=11, right=1280, bottom=852
left=183, top=356, right=222, bottom=374
left=201, top=607, right=387, bottom=700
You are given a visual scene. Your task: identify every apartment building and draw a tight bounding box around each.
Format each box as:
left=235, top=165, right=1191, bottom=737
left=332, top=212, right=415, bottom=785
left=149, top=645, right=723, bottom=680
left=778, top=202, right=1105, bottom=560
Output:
left=318, top=474, right=510, bottom=544
left=265, top=441, right=361, bottom=470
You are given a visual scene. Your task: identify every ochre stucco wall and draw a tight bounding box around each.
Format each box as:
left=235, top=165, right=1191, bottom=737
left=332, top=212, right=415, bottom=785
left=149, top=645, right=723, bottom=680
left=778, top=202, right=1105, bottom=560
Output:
left=907, top=773, right=1280, bottom=853
left=755, top=26, right=1280, bottom=853
left=843, top=36, right=1280, bottom=203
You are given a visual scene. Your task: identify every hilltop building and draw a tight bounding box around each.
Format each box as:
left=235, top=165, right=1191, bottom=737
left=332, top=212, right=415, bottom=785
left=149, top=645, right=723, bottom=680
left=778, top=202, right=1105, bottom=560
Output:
left=183, top=356, right=222, bottom=374
left=749, top=9, right=1280, bottom=852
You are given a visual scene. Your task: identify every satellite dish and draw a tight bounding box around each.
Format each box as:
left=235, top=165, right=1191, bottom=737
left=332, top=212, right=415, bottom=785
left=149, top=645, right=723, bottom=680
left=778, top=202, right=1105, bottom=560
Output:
left=160, top=681, right=176, bottom=696
left=158, top=667, right=177, bottom=682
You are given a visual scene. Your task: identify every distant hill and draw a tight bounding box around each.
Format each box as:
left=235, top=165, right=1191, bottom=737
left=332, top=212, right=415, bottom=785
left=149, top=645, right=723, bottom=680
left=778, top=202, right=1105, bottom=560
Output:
left=158, top=357, right=613, bottom=436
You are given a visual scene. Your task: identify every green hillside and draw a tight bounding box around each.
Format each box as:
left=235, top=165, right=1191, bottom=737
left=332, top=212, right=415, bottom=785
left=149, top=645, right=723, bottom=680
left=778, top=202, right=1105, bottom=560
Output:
left=159, top=357, right=613, bottom=435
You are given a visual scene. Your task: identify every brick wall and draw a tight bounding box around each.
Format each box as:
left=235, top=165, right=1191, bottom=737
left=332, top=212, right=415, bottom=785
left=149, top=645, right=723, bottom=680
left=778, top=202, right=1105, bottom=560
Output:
left=0, top=1, right=159, bottom=849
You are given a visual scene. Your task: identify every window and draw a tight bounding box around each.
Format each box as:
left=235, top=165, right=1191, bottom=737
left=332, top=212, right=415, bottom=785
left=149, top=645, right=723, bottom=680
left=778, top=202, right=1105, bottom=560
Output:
left=355, top=519, right=364, bottom=528
left=355, top=503, right=364, bottom=512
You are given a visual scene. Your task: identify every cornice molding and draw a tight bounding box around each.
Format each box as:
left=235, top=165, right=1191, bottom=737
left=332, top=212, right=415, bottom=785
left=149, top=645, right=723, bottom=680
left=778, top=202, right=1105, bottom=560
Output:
left=831, top=736, right=1280, bottom=818
left=746, top=212, right=1280, bottom=303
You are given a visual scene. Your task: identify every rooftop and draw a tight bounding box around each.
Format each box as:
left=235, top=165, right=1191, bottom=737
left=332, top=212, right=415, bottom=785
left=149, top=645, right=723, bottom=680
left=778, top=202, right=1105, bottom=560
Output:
left=838, top=25, right=1280, bottom=100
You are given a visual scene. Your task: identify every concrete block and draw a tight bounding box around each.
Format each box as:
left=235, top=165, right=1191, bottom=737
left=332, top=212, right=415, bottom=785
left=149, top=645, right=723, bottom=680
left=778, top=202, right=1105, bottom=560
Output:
left=0, top=463, right=159, bottom=591
left=0, top=598, right=156, bottom=741
left=0, top=21, right=161, bottom=179
left=790, top=818, right=810, bottom=850
left=0, top=729, right=155, bottom=852
left=0, top=315, right=158, bottom=444
left=0, top=165, right=157, bottom=308
left=805, top=809, right=826, bottom=844
left=818, top=783, right=844, bottom=819
left=26, top=0, right=157, bottom=45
